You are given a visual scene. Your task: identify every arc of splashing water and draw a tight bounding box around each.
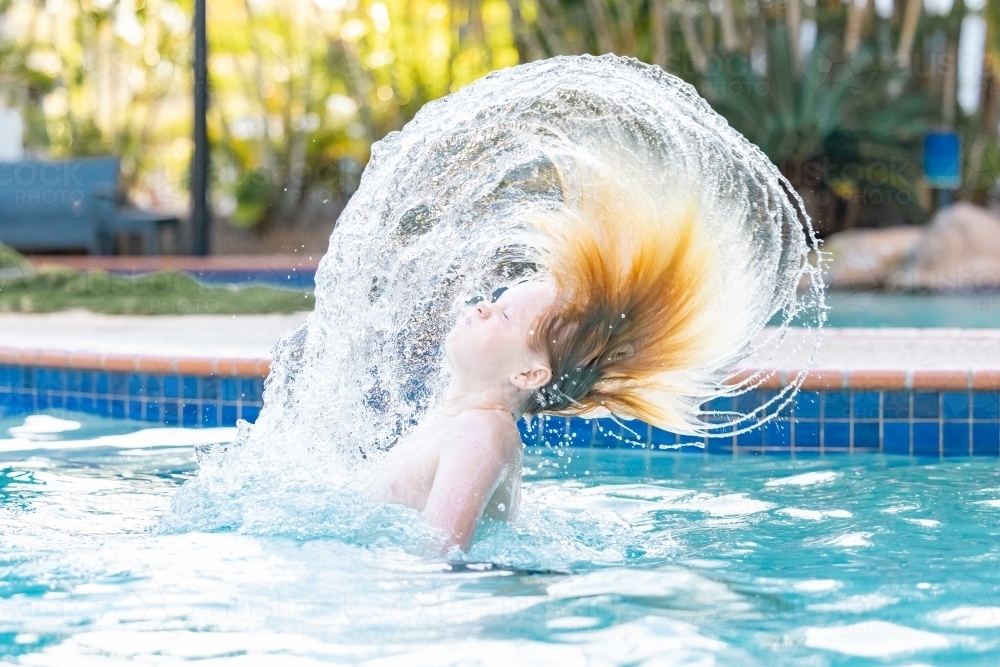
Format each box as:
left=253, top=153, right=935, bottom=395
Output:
left=250, top=54, right=825, bottom=460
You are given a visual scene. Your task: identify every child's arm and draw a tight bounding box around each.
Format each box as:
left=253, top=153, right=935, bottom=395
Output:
left=421, top=413, right=509, bottom=552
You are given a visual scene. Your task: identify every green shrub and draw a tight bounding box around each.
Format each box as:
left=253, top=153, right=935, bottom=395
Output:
left=0, top=244, right=314, bottom=315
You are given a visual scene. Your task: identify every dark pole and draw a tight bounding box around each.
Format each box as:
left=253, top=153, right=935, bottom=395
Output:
left=190, top=0, right=210, bottom=255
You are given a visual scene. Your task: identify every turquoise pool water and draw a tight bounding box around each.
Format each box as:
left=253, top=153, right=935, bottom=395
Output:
left=2, top=414, right=1000, bottom=665
left=809, top=292, right=1000, bottom=328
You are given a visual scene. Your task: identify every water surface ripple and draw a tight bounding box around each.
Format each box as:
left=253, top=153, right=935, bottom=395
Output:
left=2, top=421, right=999, bottom=665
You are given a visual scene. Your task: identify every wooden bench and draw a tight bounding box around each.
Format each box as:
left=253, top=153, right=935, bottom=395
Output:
left=0, top=156, right=180, bottom=255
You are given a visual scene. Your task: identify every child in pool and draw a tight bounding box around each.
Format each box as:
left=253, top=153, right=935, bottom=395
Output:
left=375, top=279, right=555, bottom=551
left=375, top=147, right=748, bottom=552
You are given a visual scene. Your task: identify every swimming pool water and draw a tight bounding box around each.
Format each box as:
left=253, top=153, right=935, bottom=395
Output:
left=2, top=414, right=999, bottom=665
left=794, top=292, right=1000, bottom=328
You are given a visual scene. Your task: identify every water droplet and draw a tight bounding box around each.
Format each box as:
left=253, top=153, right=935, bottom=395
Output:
left=186, top=54, right=822, bottom=534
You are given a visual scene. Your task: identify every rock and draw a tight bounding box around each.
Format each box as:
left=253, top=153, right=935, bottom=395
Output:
left=822, top=226, right=925, bottom=290
left=887, top=202, right=1000, bottom=292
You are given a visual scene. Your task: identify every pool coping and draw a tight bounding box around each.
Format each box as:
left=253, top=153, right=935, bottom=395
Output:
left=0, top=348, right=269, bottom=377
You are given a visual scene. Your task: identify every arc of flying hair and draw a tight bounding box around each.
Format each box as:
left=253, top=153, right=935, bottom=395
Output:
left=519, top=141, right=758, bottom=435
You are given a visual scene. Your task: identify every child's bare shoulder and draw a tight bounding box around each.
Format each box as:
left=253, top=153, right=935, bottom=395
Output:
left=448, top=410, right=521, bottom=451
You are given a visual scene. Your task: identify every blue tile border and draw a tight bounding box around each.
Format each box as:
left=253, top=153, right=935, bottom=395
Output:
left=0, top=364, right=264, bottom=429
left=516, top=386, right=1000, bottom=458
left=3, top=364, right=1000, bottom=457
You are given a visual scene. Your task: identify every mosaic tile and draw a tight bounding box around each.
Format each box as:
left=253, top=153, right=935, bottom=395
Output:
left=704, top=396, right=733, bottom=414
left=883, top=422, right=910, bottom=455
left=96, top=373, right=109, bottom=395
left=824, top=421, right=850, bottom=449
left=942, top=392, right=970, bottom=419
left=4, top=364, right=1000, bottom=457
left=164, top=403, right=179, bottom=426
left=736, top=391, right=761, bottom=413
left=593, top=419, right=622, bottom=448
left=973, top=423, right=999, bottom=456
left=943, top=422, right=970, bottom=456
left=913, top=392, right=939, bottom=419
left=222, top=405, right=239, bottom=427
left=883, top=392, right=910, bottom=419
left=706, top=436, right=733, bottom=455
left=853, top=422, right=880, bottom=450
left=620, top=422, right=648, bottom=448
left=202, top=378, right=220, bottom=401
left=182, top=404, right=198, bottom=427
left=912, top=423, right=940, bottom=457
left=650, top=426, right=678, bottom=448
left=736, top=427, right=762, bottom=448
left=763, top=420, right=791, bottom=448
left=824, top=392, right=851, bottom=419
left=241, top=378, right=262, bottom=402
left=853, top=392, right=880, bottom=420
left=795, top=421, right=820, bottom=448
left=973, top=392, right=999, bottom=420
left=202, top=404, right=219, bottom=427
left=163, top=376, right=180, bottom=399
left=110, top=373, right=127, bottom=397
left=566, top=418, right=594, bottom=448
left=793, top=391, right=820, bottom=419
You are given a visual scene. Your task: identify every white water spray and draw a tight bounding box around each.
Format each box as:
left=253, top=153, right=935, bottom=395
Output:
left=165, top=55, right=823, bottom=538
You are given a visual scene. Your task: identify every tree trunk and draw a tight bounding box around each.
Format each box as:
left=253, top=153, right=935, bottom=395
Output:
left=786, top=0, right=801, bottom=72
left=678, top=2, right=708, bottom=73
left=895, top=0, right=922, bottom=69
left=611, top=0, right=635, bottom=55
left=652, top=0, right=671, bottom=70
left=941, top=42, right=958, bottom=128
left=535, top=0, right=574, bottom=56
left=583, top=0, right=616, bottom=54
left=844, top=0, right=870, bottom=58
left=719, top=0, right=739, bottom=52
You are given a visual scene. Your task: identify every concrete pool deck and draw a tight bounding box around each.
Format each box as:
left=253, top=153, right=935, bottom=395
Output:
left=0, top=312, right=308, bottom=377
left=0, top=312, right=998, bottom=389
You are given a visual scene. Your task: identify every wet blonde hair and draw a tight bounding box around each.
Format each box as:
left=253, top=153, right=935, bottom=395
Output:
left=523, top=145, right=750, bottom=433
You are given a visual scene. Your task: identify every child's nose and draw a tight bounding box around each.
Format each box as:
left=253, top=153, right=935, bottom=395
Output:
left=475, top=302, right=490, bottom=319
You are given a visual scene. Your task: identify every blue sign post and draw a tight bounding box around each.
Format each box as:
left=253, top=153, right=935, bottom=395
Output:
left=924, top=130, right=961, bottom=209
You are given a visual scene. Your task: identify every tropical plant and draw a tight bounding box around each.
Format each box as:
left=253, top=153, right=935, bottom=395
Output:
left=508, top=0, right=994, bottom=233
left=215, top=0, right=521, bottom=230
left=0, top=0, right=520, bottom=232
left=2, top=0, right=997, bottom=239
left=702, top=27, right=937, bottom=232
left=0, top=0, right=195, bottom=209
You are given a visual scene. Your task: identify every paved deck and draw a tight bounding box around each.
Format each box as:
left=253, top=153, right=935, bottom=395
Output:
left=0, top=313, right=998, bottom=388
left=0, top=312, right=308, bottom=376
left=0, top=312, right=308, bottom=359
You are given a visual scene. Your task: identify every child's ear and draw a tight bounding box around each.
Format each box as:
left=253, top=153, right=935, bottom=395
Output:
left=510, top=365, right=551, bottom=391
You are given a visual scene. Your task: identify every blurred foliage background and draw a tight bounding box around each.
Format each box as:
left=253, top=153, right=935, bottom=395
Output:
left=0, top=0, right=998, bottom=239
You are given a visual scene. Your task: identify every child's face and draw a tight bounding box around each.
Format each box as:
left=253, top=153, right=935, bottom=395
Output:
left=445, top=281, right=554, bottom=390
